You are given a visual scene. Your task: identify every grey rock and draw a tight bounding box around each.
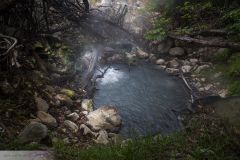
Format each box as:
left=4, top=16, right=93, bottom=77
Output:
left=37, top=111, right=57, bottom=127
left=64, top=120, right=79, bottom=133
left=168, top=59, right=180, bottom=68
left=181, top=65, right=192, bottom=73
left=136, top=48, right=149, bottom=58
left=195, top=64, right=210, bottom=73
left=55, top=94, right=73, bottom=106
left=35, top=97, right=49, bottom=112
left=18, top=122, right=48, bottom=143
left=157, top=38, right=174, bottom=54
left=155, top=59, right=165, bottom=65
left=67, top=112, right=80, bottom=121
left=169, top=47, right=185, bottom=56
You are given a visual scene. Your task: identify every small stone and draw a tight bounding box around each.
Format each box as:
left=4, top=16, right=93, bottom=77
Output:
left=55, top=94, right=73, bottom=106
left=18, top=122, right=48, bottom=143
left=181, top=65, right=192, bottom=73
left=67, top=112, right=80, bottom=121
left=37, top=111, right=57, bottom=127
left=169, top=47, right=185, bottom=56
left=155, top=59, right=165, bottom=65
left=218, top=89, right=228, bottom=98
left=167, top=59, right=179, bottom=68
left=149, top=54, right=157, bottom=62
left=195, top=82, right=202, bottom=88
left=136, top=48, right=149, bottom=58
left=189, top=58, right=198, bottom=65
left=199, top=88, right=205, bottom=92
left=204, top=84, right=213, bottom=91
left=60, top=88, right=75, bottom=98
left=64, top=120, right=79, bottom=133
left=166, top=68, right=179, bottom=74
left=81, top=99, right=94, bottom=112
left=35, top=97, right=49, bottom=112
left=82, top=111, right=89, bottom=115
left=201, top=78, right=206, bottom=82
left=195, top=65, right=210, bottom=73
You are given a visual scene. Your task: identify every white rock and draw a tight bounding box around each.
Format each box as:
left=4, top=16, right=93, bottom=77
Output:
left=80, top=124, right=98, bottom=137
left=86, top=106, right=122, bottom=133
left=82, top=111, right=89, bottom=115
left=64, top=120, right=79, bottom=133
left=67, top=112, right=80, bottom=121
left=95, top=130, right=109, bottom=145
left=81, top=99, right=94, bottom=112
left=155, top=59, right=165, bottom=65
left=181, top=65, right=192, bottom=73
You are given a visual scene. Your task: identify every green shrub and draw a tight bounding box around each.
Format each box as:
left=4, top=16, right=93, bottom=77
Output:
left=144, top=16, right=171, bottom=41
left=228, top=80, right=240, bottom=96
left=228, top=54, right=240, bottom=77
left=223, top=9, right=240, bottom=33
left=211, top=48, right=232, bottom=62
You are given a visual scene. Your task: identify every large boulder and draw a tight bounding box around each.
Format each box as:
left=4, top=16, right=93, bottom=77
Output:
left=18, top=122, right=48, bottom=143
left=136, top=48, right=149, bottom=59
left=86, top=106, right=122, bottom=133
left=169, top=47, right=185, bottom=56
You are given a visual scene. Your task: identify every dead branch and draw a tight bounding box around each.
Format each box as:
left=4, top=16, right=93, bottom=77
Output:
left=169, top=34, right=240, bottom=51
left=0, top=34, right=18, bottom=57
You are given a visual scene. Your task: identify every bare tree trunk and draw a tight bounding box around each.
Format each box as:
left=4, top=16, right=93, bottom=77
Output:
left=168, top=34, right=240, bottom=51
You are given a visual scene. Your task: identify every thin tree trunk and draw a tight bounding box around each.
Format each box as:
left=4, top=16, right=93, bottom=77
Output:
left=168, top=34, right=240, bottom=51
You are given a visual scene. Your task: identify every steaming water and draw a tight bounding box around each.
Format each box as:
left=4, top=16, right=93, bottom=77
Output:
left=93, top=62, right=190, bottom=137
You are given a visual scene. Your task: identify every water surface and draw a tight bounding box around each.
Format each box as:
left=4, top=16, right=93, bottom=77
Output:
left=94, top=63, right=190, bottom=137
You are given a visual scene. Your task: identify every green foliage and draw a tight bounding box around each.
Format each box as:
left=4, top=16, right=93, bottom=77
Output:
left=228, top=54, right=240, bottom=77
left=223, top=9, right=240, bottom=33
left=228, top=80, right=240, bottom=96
left=54, top=115, right=240, bottom=160
left=175, top=1, right=220, bottom=30
left=145, top=16, right=170, bottom=41
left=211, top=48, right=232, bottom=62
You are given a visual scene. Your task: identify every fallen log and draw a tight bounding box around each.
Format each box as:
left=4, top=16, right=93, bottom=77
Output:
left=168, top=34, right=240, bottom=51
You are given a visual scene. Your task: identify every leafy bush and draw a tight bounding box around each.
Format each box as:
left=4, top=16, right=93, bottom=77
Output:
left=144, top=16, right=171, bottom=41
left=228, top=54, right=240, bottom=77
left=211, top=48, right=232, bottom=62
left=228, top=80, right=240, bottom=96
left=223, top=9, right=240, bottom=33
